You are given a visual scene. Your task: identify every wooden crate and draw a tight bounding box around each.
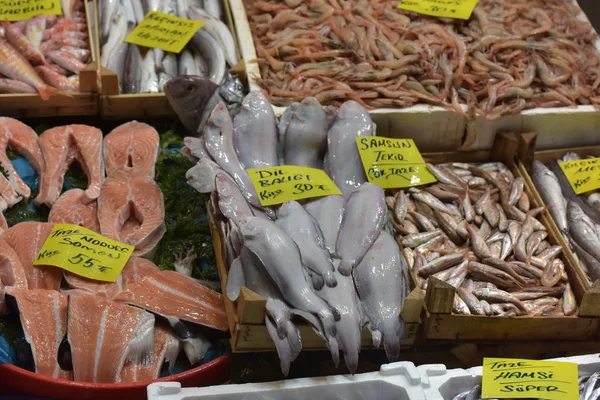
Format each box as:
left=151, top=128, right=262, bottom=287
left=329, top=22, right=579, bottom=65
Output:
left=0, top=1, right=99, bottom=117
left=420, top=132, right=600, bottom=340
left=207, top=199, right=425, bottom=353
left=98, top=0, right=241, bottom=119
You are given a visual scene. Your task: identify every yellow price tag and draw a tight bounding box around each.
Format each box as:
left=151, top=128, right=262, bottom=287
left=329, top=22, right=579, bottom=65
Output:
left=248, top=166, right=342, bottom=207
left=124, top=11, right=204, bottom=53
left=398, top=0, right=479, bottom=20
left=482, top=358, right=579, bottom=400
left=0, top=0, right=62, bottom=21
left=356, top=137, right=436, bottom=189
left=33, top=224, right=134, bottom=283
left=559, top=157, right=600, bottom=195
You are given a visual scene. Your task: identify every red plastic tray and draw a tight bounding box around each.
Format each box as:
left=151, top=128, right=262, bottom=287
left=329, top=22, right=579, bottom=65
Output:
left=0, top=355, right=230, bottom=400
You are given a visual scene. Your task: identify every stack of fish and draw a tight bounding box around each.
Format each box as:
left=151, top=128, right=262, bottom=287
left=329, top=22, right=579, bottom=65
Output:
left=0, top=0, right=90, bottom=96
left=99, top=0, right=238, bottom=93
left=531, top=156, right=600, bottom=283
left=0, top=117, right=228, bottom=382
left=184, top=89, right=410, bottom=375
left=246, top=0, right=600, bottom=119
left=390, top=161, right=576, bottom=317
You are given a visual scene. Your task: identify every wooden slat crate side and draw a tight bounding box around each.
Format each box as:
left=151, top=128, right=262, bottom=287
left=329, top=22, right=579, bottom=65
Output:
left=419, top=132, right=598, bottom=340
left=0, top=2, right=99, bottom=117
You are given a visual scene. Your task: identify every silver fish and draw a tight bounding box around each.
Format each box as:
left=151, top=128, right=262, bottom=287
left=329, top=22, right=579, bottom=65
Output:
left=122, top=44, right=142, bottom=94
left=203, top=0, right=223, bottom=19
left=158, top=53, right=178, bottom=92
left=304, top=195, right=345, bottom=257
left=326, top=100, right=374, bottom=197
left=190, top=29, right=226, bottom=84
left=568, top=202, right=600, bottom=265
left=188, top=6, right=238, bottom=67
left=284, top=97, right=328, bottom=169
left=337, top=183, right=386, bottom=276
left=141, top=49, right=160, bottom=93
left=233, top=91, right=278, bottom=169
left=215, top=172, right=253, bottom=223
left=532, top=161, right=568, bottom=234
left=275, top=201, right=337, bottom=289
left=353, top=231, right=408, bottom=362
left=186, top=159, right=224, bottom=193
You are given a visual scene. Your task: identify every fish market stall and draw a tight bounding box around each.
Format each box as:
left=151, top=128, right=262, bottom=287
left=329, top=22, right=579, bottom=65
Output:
left=97, top=0, right=242, bottom=119
left=0, top=1, right=98, bottom=117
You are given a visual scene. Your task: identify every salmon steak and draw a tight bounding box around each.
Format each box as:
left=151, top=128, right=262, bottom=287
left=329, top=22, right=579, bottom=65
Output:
left=0, top=118, right=45, bottom=201
left=36, top=124, right=105, bottom=208
left=63, top=257, right=160, bottom=299
left=0, top=237, right=27, bottom=314
left=120, top=322, right=180, bottom=383
left=4, top=288, right=72, bottom=380
left=104, top=121, right=160, bottom=178
left=48, top=189, right=100, bottom=232
left=1, top=222, right=61, bottom=290
left=98, top=167, right=165, bottom=257
left=65, top=294, right=155, bottom=383
left=112, top=270, right=228, bottom=332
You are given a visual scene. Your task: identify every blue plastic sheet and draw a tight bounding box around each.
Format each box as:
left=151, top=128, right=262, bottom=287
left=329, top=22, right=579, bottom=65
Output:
left=0, top=334, right=15, bottom=365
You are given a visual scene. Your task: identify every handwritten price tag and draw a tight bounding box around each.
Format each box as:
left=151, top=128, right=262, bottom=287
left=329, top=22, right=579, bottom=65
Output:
left=124, top=11, right=204, bottom=53
left=33, top=224, right=134, bottom=282
left=398, top=0, right=479, bottom=20
left=248, top=166, right=341, bottom=207
left=356, top=137, right=436, bottom=189
left=0, top=0, right=62, bottom=21
left=559, top=157, right=600, bottom=195
left=482, top=358, right=579, bottom=400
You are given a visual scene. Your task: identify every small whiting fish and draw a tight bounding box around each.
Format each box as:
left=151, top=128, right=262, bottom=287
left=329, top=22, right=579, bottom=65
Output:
left=532, top=161, right=568, bottom=234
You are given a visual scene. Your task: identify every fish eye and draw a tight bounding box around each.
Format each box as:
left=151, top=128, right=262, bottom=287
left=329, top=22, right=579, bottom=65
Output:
left=186, top=85, right=195, bottom=93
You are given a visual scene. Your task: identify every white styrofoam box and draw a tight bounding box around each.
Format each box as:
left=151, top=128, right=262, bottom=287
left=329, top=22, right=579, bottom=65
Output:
left=420, top=353, right=600, bottom=399
left=228, top=0, right=467, bottom=152
left=228, top=0, right=600, bottom=152
left=147, top=361, right=425, bottom=400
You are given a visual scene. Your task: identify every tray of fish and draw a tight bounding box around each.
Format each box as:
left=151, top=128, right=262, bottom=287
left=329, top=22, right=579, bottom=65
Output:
left=187, top=88, right=424, bottom=375
left=0, top=0, right=98, bottom=117
left=388, top=134, right=599, bottom=341
left=0, top=117, right=230, bottom=392
left=231, top=0, right=600, bottom=152
left=526, top=145, right=600, bottom=317
left=97, top=0, right=241, bottom=118
left=419, top=352, right=600, bottom=399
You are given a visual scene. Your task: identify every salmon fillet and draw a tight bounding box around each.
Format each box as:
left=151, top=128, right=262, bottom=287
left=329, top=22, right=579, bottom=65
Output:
left=0, top=118, right=45, bottom=200
left=104, top=121, right=160, bottom=178
left=67, top=294, right=155, bottom=383
left=4, top=288, right=72, bottom=380
left=63, top=257, right=160, bottom=299
left=1, top=222, right=62, bottom=290
left=0, top=237, right=27, bottom=314
left=120, top=322, right=180, bottom=383
left=48, top=189, right=100, bottom=232
left=98, top=167, right=165, bottom=256
left=112, top=270, right=228, bottom=332
left=36, top=125, right=105, bottom=208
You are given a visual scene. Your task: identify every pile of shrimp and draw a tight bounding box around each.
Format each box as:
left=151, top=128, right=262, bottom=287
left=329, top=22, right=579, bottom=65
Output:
left=247, top=0, right=600, bottom=119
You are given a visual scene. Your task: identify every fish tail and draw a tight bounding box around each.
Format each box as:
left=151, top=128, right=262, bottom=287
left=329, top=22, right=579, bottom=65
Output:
left=36, top=85, right=61, bottom=100
left=327, top=336, right=340, bottom=368
left=383, top=316, right=405, bottom=363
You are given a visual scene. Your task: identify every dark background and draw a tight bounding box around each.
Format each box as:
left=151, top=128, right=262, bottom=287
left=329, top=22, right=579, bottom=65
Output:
left=578, top=0, right=600, bottom=30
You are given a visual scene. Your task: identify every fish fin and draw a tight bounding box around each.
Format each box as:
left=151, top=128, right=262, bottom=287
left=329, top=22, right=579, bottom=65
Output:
left=327, top=336, right=340, bottom=368
left=37, top=85, right=72, bottom=100
left=265, top=315, right=294, bottom=376
left=265, top=298, right=291, bottom=339
left=382, top=316, right=405, bottom=363
left=125, top=313, right=155, bottom=365
left=181, top=332, right=211, bottom=365
left=163, top=334, right=181, bottom=373
left=290, top=308, right=325, bottom=339
left=285, top=320, right=302, bottom=355
left=226, top=257, right=245, bottom=301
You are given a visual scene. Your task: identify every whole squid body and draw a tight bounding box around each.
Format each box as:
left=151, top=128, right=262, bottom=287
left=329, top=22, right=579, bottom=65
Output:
left=531, top=161, right=568, bottom=235
left=232, top=91, right=278, bottom=169
left=238, top=217, right=340, bottom=342
left=283, top=97, right=329, bottom=169
left=304, top=195, right=345, bottom=257
left=353, top=230, right=409, bottom=362
left=204, top=103, right=262, bottom=208
left=336, top=183, right=386, bottom=276
left=326, top=101, right=375, bottom=198
left=316, top=266, right=364, bottom=374
left=275, top=201, right=337, bottom=289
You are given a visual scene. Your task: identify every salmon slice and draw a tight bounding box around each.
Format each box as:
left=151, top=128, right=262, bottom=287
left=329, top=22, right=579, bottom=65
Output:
left=98, top=167, right=165, bottom=256
left=4, top=288, right=72, bottom=380
left=0, top=222, right=62, bottom=290
left=0, top=237, right=27, bottom=314
left=0, top=118, right=46, bottom=200
left=48, top=189, right=100, bottom=232
left=66, top=294, right=155, bottom=383
left=112, top=270, right=228, bottom=332
left=120, top=322, right=180, bottom=383
left=63, top=257, right=160, bottom=299
left=104, top=121, right=160, bottom=178
left=36, top=125, right=105, bottom=208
